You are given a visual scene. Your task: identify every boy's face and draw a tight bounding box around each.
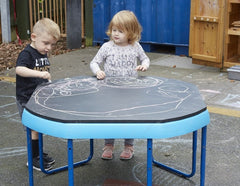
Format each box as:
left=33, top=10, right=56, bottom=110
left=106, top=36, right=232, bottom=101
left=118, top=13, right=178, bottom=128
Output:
left=111, top=26, right=128, bottom=46
left=31, top=32, right=57, bottom=55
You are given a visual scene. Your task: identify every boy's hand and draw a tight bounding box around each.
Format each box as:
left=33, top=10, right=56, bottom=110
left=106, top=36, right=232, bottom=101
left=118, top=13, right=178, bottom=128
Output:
left=136, top=65, right=148, bottom=72
left=40, top=71, right=51, bottom=81
left=16, top=66, right=51, bottom=81
left=96, top=70, right=106, bottom=80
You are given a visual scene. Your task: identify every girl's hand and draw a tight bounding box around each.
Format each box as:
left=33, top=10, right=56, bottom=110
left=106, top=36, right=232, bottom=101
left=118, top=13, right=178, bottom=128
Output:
left=136, top=65, right=148, bottom=72
left=96, top=70, right=106, bottom=79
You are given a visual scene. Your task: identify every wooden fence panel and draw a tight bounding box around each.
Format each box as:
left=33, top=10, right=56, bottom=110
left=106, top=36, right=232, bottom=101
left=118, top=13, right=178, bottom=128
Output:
left=28, top=0, right=67, bottom=37
left=0, top=4, right=1, bottom=41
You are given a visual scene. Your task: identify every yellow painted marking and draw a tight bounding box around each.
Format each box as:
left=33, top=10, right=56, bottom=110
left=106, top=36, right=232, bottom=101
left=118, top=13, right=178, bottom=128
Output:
left=0, top=76, right=16, bottom=83
left=207, top=106, right=240, bottom=118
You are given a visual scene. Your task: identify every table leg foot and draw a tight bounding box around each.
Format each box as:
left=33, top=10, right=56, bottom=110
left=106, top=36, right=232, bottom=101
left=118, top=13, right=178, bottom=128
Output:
left=152, top=131, right=197, bottom=178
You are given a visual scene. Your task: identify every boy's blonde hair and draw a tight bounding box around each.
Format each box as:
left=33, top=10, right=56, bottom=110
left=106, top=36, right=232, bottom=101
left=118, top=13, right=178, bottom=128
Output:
left=106, top=10, right=142, bottom=44
left=33, top=18, right=60, bottom=41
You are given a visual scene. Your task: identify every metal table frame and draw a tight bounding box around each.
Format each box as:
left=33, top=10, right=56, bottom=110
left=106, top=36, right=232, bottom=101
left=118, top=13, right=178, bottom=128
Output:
left=24, top=111, right=208, bottom=186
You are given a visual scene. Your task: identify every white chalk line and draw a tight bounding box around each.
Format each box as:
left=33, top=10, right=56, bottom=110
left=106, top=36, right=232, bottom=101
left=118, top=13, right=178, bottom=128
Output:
left=0, top=146, right=27, bottom=158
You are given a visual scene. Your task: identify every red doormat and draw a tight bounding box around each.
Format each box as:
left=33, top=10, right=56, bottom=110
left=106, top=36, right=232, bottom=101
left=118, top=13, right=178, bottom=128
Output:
left=103, top=179, right=160, bottom=186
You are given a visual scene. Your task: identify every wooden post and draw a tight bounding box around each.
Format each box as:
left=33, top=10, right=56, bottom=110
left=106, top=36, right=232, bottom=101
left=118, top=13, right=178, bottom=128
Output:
left=66, top=0, right=82, bottom=49
left=16, top=0, right=30, bottom=39
left=85, top=0, right=93, bottom=46
left=1, top=0, right=11, bottom=43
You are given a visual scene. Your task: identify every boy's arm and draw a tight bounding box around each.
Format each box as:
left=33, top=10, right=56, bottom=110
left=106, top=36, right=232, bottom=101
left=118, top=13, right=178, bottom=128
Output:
left=16, top=66, right=51, bottom=81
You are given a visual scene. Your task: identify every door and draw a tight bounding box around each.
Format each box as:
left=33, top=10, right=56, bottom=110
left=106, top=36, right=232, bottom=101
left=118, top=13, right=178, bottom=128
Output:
left=189, top=0, right=226, bottom=68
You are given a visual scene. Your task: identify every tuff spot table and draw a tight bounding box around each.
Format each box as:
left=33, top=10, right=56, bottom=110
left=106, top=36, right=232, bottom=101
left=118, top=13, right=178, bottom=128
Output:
left=22, top=76, right=210, bottom=186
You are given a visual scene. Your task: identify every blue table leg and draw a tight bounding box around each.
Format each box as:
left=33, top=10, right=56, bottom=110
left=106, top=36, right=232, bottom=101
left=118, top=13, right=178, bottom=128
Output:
left=26, top=127, right=34, bottom=186
left=38, top=135, right=94, bottom=174
left=147, top=139, right=152, bottom=186
left=68, top=139, right=74, bottom=186
left=27, top=132, right=94, bottom=186
left=38, top=133, right=44, bottom=171
left=152, top=128, right=207, bottom=185
left=152, top=131, right=197, bottom=178
left=200, top=126, right=207, bottom=186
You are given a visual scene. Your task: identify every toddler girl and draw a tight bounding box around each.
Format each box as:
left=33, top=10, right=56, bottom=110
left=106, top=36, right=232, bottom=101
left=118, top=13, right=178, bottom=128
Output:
left=90, top=10, right=150, bottom=160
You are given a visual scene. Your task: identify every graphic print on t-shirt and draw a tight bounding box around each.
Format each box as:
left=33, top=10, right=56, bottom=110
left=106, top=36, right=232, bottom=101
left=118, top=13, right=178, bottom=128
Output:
left=34, top=57, right=50, bottom=72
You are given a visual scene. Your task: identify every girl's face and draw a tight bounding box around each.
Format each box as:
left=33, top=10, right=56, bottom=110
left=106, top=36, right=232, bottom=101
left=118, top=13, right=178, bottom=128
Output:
left=31, top=31, right=57, bottom=55
left=111, top=26, right=128, bottom=46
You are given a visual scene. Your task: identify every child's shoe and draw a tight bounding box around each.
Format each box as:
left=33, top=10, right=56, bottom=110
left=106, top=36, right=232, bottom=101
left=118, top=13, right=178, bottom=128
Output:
left=101, top=144, right=114, bottom=160
left=26, top=156, right=53, bottom=171
left=43, top=152, right=55, bottom=165
left=120, top=145, right=134, bottom=160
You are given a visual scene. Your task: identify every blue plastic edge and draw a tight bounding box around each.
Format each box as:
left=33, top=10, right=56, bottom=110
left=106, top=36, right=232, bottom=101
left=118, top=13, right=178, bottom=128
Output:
left=22, top=109, right=210, bottom=139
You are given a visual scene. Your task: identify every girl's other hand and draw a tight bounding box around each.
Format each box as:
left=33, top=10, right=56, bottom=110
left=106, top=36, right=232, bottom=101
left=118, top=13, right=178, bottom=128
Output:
left=96, top=70, right=106, bottom=79
left=136, top=65, right=148, bottom=72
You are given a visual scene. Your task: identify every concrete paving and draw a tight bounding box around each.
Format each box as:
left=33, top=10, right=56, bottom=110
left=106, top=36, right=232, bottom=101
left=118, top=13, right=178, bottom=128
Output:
left=0, top=47, right=240, bottom=186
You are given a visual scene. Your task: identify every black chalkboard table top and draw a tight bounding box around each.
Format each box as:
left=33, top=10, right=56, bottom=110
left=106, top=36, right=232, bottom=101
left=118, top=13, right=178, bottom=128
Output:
left=22, top=76, right=209, bottom=139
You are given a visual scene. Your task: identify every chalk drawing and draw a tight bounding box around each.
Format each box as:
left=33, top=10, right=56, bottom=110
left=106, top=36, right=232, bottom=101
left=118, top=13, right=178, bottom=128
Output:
left=209, top=137, right=235, bottom=145
left=200, top=89, right=221, bottom=94
left=0, top=95, right=19, bottom=120
left=132, top=163, right=145, bottom=185
left=220, top=94, right=240, bottom=108
left=0, top=146, right=27, bottom=158
left=0, top=95, right=26, bottom=160
left=102, top=76, right=160, bottom=88
left=154, top=138, right=192, bottom=144
left=132, top=162, right=196, bottom=185
left=28, top=76, right=197, bottom=119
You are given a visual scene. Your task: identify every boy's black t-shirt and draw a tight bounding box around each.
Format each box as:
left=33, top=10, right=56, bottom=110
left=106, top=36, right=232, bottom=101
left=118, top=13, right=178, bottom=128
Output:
left=16, top=44, right=50, bottom=104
